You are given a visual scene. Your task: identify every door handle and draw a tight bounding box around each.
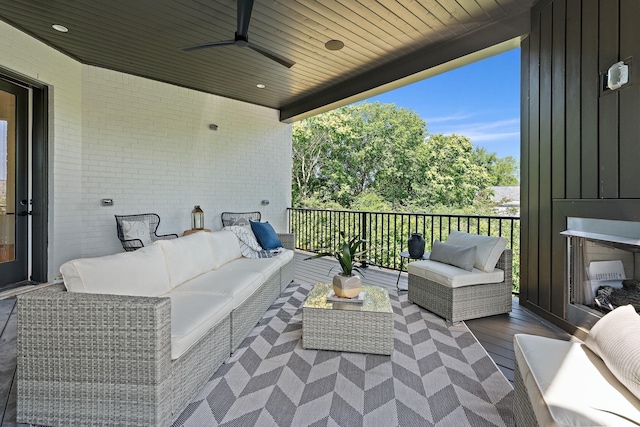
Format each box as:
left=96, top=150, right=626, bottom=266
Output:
left=17, top=211, right=32, bottom=216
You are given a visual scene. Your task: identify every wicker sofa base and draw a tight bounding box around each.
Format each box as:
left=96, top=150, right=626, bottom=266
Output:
left=231, top=268, right=281, bottom=352
left=172, top=315, right=230, bottom=421
left=17, top=237, right=296, bottom=427
left=17, top=285, right=175, bottom=427
left=408, top=249, right=512, bottom=323
left=408, top=275, right=512, bottom=323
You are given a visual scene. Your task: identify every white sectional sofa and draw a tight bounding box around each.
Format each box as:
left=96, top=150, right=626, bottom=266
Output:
left=514, top=305, right=640, bottom=426
left=16, top=230, right=295, bottom=427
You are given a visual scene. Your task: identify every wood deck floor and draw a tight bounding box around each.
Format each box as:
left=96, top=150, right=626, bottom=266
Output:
left=0, top=251, right=572, bottom=426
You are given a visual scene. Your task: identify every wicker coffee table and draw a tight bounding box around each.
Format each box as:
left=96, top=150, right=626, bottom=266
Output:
left=302, top=283, right=394, bottom=355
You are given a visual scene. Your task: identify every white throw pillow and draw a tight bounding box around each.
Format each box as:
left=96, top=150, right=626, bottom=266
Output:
left=445, top=230, right=507, bottom=272
left=60, top=244, right=171, bottom=296
left=223, top=225, right=262, bottom=251
left=208, top=230, right=243, bottom=269
left=121, top=219, right=153, bottom=246
left=156, top=232, right=215, bottom=288
left=584, top=305, right=640, bottom=400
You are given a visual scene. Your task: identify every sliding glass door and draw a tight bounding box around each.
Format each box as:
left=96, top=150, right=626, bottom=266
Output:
left=0, top=79, right=28, bottom=287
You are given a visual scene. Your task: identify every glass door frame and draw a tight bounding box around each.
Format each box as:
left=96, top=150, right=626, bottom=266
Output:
left=0, top=67, right=49, bottom=286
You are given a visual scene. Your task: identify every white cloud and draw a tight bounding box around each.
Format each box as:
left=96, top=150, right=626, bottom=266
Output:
left=425, top=112, right=475, bottom=124
left=435, top=118, right=520, bottom=142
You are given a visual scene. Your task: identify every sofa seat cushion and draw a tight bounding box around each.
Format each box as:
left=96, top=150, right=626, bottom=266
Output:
left=162, top=292, right=233, bottom=360
left=217, top=257, right=281, bottom=279
left=157, top=232, right=215, bottom=288
left=273, top=249, right=294, bottom=266
left=171, top=270, right=265, bottom=309
left=514, top=334, right=640, bottom=427
left=61, top=244, right=171, bottom=296
left=407, top=259, right=504, bottom=288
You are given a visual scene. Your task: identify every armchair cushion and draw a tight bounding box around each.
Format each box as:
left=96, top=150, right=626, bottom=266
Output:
left=445, top=230, right=507, bottom=272
left=157, top=232, right=215, bottom=288
left=407, top=258, right=504, bottom=288
left=429, top=240, right=477, bottom=271
left=60, top=244, right=171, bottom=296
left=121, top=219, right=153, bottom=245
left=250, top=220, right=282, bottom=250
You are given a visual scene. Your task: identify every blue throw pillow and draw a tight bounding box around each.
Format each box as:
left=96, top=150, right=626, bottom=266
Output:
left=249, top=220, right=283, bottom=250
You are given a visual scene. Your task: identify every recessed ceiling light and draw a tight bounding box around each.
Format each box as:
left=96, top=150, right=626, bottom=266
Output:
left=256, top=84, right=266, bottom=89
left=52, top=24, right=68, bottom=33
left=325, top=40, right=344, bottom=51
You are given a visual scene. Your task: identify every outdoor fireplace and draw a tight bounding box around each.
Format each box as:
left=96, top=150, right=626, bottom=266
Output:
left=562, top=217, right=640, bottom=329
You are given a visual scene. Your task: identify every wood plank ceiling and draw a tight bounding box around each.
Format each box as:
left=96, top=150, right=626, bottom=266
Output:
left=0, top=0, right=533, bottom=121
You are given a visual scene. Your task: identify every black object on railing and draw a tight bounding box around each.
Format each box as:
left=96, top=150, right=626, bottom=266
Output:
left=287, top=207, right=521, bottom=290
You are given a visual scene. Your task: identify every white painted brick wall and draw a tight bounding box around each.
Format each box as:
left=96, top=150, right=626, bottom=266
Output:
left=0, top=20, right=84, bottom=279
left=81, top=66, right=291, bottom=258
left=0, top=21, right=292, bottom=278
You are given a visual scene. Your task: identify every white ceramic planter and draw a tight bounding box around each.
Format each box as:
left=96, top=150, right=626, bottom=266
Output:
left=332, top=274, right=362, bottom=298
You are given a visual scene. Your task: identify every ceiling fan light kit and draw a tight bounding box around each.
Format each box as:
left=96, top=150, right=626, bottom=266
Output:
left=181, top=0, right=295, bottom=68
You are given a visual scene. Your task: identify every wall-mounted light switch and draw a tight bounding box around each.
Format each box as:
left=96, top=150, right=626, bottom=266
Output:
left=101, top=199, right=114, bottom=206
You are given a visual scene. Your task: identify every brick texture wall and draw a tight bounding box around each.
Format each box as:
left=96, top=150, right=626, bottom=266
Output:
left=0, top=21, right=292, bottom=279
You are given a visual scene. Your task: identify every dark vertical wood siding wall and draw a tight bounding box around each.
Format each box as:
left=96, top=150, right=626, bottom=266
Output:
left=521, top=0, right=640, bottom=327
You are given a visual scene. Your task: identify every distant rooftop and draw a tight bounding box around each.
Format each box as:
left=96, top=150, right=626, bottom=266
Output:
left=490, top=186, right=520, bottom=206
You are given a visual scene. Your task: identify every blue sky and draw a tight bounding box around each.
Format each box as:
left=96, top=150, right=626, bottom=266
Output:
left=365, top=48, right=521, bottom=160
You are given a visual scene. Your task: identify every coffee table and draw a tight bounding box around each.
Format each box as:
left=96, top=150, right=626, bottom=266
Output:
left=302, top=283, right=394, bottom=355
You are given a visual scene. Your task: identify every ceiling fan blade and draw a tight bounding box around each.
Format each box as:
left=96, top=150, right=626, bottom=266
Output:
left=248, top=43, right=295, bottom=68
left=236, top=0, right=254, bottom=39
left=181, top=40, right=235, bottom=52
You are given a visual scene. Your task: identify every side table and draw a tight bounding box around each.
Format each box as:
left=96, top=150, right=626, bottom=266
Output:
left=183, top=228, right=211, bottom=236
left=396, top=251, right=429, bottom=290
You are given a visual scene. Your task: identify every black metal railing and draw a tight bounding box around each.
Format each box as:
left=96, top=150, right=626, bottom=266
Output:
left=287, top=208, right=521, bottom=291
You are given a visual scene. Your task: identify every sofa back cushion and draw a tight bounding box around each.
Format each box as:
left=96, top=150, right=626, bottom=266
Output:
left=60, top=244, right=171, bottom=296
left=585, top=304, right=640, bottom=400
left=208, top=230, right=243, bottom=269
left=157, top=232, right=215, bottom=288
left=445, top=230, right=507, bottom=272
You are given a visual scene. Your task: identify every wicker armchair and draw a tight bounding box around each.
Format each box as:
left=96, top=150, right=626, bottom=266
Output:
left=408, top=249, right=512, bottom=323
left=115, top=213, right=178, bottom=251
left=221, top=211, right=261, bottom=227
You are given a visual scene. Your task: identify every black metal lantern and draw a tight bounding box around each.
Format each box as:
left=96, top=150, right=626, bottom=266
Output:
left=192, top=205, right=204, bottom=230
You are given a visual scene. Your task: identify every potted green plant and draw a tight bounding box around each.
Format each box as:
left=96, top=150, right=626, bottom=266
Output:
left=305, top=231, right=367, bottom=298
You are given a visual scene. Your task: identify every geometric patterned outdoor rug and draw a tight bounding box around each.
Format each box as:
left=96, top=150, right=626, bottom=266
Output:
left=173, top=282, right=514, bottom=427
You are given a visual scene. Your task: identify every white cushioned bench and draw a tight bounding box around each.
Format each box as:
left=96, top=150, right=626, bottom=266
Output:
left=514, top=305, right=640, bottom=426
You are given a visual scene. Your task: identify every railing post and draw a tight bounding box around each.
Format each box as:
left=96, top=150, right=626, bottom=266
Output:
left=360, top=211, right=368, bottom=268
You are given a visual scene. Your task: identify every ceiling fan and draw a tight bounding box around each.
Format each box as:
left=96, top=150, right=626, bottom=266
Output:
left=181, top=0, right=295, bottom=68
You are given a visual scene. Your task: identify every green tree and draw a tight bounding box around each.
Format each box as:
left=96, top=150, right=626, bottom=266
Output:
left=291, top=110, right=352, bottom=205
left=292, top=102, right=518, bottom=214
left=292, top=102, right=426, bottom=208
left=413, top=134, right=490, bottom=209
left=472, top=147, right=519, bottom=186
